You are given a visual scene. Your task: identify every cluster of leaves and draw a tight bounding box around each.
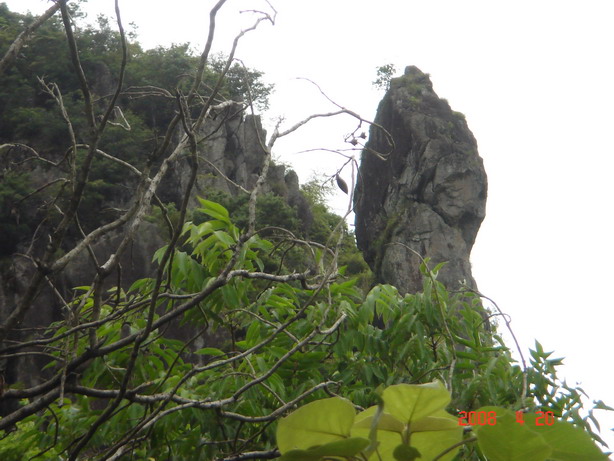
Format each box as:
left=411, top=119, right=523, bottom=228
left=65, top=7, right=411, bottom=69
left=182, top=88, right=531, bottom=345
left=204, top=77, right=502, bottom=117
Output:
left=1, top=199, right=610, bottom=459
left=0, top=199, right=359, bottom=459
left=187, top=181, right=371, bottom=285
left=373, top=63, right=397, bottom=91
left=276, top=382, right=607, bottom=461
left=0, top=3, right=273, bottom=253
left=0, top=5, right=272, bottom=142
left=0, top=3, right=611, bottom=460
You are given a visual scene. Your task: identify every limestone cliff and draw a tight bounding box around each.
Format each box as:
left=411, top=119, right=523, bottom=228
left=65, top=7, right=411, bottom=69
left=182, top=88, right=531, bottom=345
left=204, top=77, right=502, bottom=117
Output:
left=0, top=106, right=306, bottom=389
left=161, top=103, right=307, bottom=210
left=354, top=66, right=487, bottom=294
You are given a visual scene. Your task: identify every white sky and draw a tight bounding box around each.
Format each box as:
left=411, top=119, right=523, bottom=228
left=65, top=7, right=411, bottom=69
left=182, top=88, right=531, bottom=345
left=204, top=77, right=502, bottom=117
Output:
left=6, top=0, right=614, bottom=451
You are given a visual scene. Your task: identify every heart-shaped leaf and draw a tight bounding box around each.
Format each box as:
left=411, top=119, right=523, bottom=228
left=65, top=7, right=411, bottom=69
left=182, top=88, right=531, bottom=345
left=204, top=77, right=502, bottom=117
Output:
left=382, top=381, right=451, bottom=424
left=474, top=407, right=552, bottom=461
left=277, top=397, right=356, bottom=453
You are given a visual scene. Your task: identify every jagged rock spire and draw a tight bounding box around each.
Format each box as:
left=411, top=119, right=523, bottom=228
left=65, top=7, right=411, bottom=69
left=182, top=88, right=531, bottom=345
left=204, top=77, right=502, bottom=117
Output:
left=354, top=66, right=487, bottom=294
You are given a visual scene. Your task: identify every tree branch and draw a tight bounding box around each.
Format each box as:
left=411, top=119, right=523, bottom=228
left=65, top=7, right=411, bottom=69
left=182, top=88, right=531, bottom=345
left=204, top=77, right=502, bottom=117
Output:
left=0, top=2, right=61, bottom=75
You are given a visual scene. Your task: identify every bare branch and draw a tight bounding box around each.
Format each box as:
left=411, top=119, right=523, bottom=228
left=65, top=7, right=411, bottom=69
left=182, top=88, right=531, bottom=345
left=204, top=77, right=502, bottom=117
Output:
left=59, top=0, right=96, bottom=132
left=0, top=143, right=58, bottom=167
left=219, top=450, right=279, bottom=461
left=97, top=0, right=129, bottom=133
left=0, top=2, right=61, bottom=75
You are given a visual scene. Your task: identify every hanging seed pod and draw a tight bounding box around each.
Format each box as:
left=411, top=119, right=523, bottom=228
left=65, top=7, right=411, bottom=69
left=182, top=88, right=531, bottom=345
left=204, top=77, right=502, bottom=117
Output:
left=335, top=174, right=348, bottom=194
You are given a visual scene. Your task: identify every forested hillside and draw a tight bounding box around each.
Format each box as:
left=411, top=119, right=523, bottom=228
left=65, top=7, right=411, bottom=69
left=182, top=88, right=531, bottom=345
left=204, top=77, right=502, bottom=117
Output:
left=0, top=2, right=610, bottom=460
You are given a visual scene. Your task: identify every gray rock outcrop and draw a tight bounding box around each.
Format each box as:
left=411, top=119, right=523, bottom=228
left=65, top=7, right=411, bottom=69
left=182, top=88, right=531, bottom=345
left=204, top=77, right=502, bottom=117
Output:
left=354, top=66, right=487, bottom=294
left=161, top=103, right=303, bottom=203
left=0, top=105, right=306, bottom=390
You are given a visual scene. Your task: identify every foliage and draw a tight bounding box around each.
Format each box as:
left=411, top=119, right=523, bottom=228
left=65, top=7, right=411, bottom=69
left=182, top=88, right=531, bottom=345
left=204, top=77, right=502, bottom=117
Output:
left=0, top=3, right=273, bottom=244
left=0, top=199, right=363, bottom=459
left=1, top=199, right=610, bottom=459
left=207, top=53, right=274, bottom=112
left=194, top=189, right=302, bottom=236
left=189, top=184, right=371, bottom=285
left=373, top=63, right=397, bottom=91
left=0, top=8, right=272, bottom=138
left=277, top=383, right=607, bottom=461
left=0, top=3, right=611, bottom=461
left=299, top=177, right=334, bottom=206
left=300, top=177, right=371, bottom=285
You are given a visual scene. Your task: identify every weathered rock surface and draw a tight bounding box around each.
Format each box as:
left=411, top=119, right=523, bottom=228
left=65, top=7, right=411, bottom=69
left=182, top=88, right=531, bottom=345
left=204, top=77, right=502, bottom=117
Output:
left=0, top=105, right=305, bottom=389
left=161, top=103, right=303, bottom=203
left=354, top=66, right=487, bottom=294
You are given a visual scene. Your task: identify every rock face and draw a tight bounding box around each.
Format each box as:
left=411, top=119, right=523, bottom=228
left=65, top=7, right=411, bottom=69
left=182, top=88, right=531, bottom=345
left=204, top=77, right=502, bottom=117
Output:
left=0, top=106, right=306, bottom=390
left=354, top=66, right=487, bottom=294
left=162, top=103, right=305, bottom=205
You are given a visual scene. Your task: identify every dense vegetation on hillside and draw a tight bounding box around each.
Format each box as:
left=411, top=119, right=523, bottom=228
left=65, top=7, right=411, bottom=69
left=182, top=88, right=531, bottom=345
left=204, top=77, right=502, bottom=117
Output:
left=0, top=2, right=611, bottom=460
left=0, top=2, right=274, bottom=255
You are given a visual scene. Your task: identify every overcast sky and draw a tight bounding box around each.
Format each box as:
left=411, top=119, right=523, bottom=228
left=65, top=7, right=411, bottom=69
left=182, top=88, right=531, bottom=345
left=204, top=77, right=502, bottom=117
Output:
left=6, top=0, right=614, bottom=451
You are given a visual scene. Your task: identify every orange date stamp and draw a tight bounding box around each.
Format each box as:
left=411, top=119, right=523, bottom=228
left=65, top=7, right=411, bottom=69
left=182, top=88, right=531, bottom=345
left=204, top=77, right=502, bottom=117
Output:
left=458, top=410, right=555, bottom=426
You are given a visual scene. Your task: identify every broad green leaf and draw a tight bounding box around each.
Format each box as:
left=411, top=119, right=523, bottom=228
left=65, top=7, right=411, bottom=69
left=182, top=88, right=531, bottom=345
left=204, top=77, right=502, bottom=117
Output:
left=523, top=413, right=608, bottom=461
left=351, top=425, right=403, bottom=461
left=382, top=381, right=451, bottom=424
left=411, top=410, right=459, bottom=432
left=277, top=449, right=320, bottom=461
left=354, top=406, right=405, bottom=433
left=278, top=437, right=369, bottom=461
left=352, top=408, right=461, bottom=461
left=276, top=397, right=356, bottom=453
left=195, top=235, right=217, bottom=256
left=410, top=425, right=463, bottom=461
left=474, top=407, right=552, bottom=461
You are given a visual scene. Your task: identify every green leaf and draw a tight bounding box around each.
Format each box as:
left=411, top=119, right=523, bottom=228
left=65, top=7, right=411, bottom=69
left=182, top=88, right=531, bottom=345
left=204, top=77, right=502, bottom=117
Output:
left=214, top=230, right=235, bottom=247
left=197, top=198, right=231, bottom=223
left=411, top=413, right=459, bottom=432
left=431, top=261, right=447, bottom=274
left=351, top=426, right=402, bottom=461
left=173, top=250, right=189, bottom=276
left=523, top=413, right=609, bottom=461
left=382, top=381, right=451, bottom=424
left=455, top=350, right=479, bottom=360
left=245, top=321, right=261, bottom=346
left=352, top=407, right=462, bottom=461
left=152, top=245, right=168, bottom=264
left=276, top=397, right=356, bottom=454
left=594, top=400, right=614, bottom=412
left=127, top=277, right=153, bottom=293
left=353, top=406, right=405, bottom=434
left=195, top=347, right=224, bottom=356
left=474, top=407, right=552, bottom=461
left=278, top=438, right=369, bottom=461
left=222, top=283, right=240, bottom=308
left=410, top=425, right=463, bottom=461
